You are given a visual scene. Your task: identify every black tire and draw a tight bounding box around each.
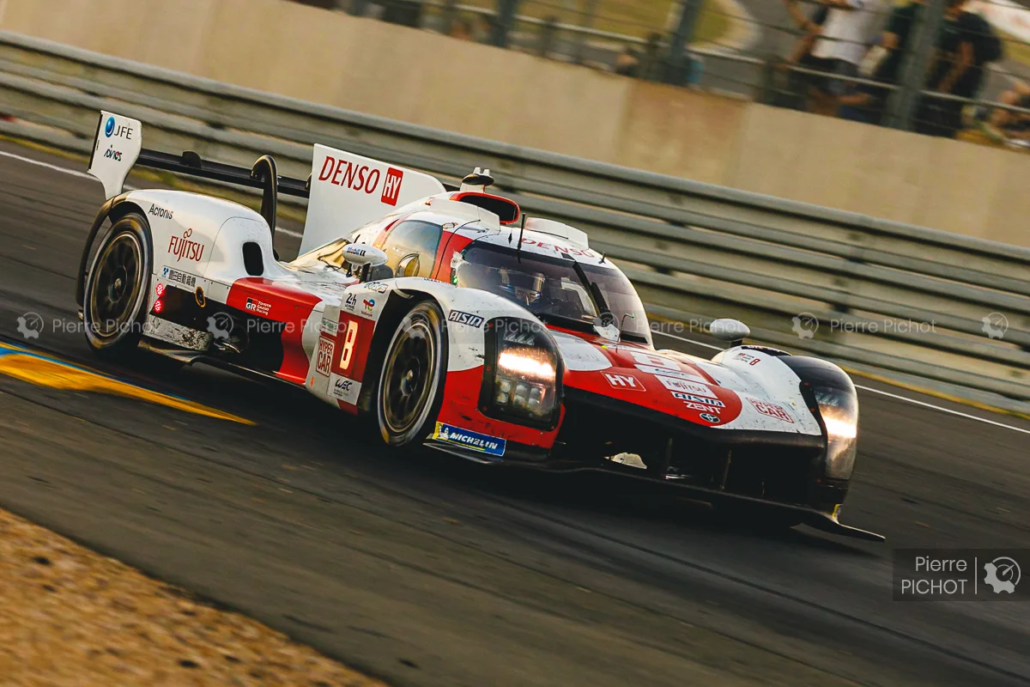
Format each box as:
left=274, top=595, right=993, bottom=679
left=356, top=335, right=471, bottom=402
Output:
left=82, top=213, right=151, bottom=359
left=376, top=300, right=447, bottom=447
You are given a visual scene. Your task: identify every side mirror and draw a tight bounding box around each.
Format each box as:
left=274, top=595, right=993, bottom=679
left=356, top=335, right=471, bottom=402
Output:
left=343, top=243, right=387, bottom=267
left=397, top=253, right=420, bottom=278
left=709, top=319, right=750, bottom=345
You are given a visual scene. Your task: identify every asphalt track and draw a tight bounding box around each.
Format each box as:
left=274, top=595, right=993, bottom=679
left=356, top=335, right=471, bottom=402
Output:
left=0, top=141, right=1028, bottom=686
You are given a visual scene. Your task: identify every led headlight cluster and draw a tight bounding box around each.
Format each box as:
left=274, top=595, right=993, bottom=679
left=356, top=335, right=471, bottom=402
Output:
left=481, top=319, right=562, bottom=428
left=813, top=386, right=859, bottom=480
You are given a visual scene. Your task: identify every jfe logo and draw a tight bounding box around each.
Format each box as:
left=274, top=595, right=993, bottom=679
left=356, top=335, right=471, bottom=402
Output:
left=382, top=167, right=404, bottom=206
left=104, top=116, right=134, bottom=140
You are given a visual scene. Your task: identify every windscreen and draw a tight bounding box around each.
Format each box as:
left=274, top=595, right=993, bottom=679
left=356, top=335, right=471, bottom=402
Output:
left=453, top=244, right=650, bottom=341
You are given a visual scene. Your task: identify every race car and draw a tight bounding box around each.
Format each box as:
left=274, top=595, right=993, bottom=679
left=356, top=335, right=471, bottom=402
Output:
left=77, top=111, right=881, bottom=541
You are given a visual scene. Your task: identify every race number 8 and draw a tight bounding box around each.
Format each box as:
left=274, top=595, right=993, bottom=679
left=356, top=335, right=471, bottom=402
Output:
left=340, top=320, right=359, bottom=371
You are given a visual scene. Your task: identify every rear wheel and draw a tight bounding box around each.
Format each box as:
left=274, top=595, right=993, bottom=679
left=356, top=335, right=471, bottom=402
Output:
left=83, top=213, right=151, bottom=358
left=376, top=301, right=447, bottom=447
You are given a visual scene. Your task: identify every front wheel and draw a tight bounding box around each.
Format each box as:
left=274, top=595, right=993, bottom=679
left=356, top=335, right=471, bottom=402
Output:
left=376, top=301, right=447, bottom=447
left=82, top=213, right=151, bottom=358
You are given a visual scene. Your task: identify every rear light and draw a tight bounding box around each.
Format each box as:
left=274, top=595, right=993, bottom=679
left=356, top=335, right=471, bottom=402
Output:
left=479, top=318, right=562, bottom=429
left=152, top=298, right=164, bottom=314
left=155, top=283, right=166, bottom=297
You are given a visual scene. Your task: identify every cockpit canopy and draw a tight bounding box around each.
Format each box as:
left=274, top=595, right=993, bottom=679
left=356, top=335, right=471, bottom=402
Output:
left=453, top=243, right=651, bottom=343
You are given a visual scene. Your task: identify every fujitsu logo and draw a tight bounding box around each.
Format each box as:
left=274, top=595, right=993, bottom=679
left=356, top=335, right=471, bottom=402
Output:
left=168, top=228, right=205, bottom=263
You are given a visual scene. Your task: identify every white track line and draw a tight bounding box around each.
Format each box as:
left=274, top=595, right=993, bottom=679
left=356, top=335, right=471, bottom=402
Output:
left=0, top=149, right=96, bottom=180
left=1, top=149, right=298, bottom=236
left=653, top=330, right=1030, bottom=435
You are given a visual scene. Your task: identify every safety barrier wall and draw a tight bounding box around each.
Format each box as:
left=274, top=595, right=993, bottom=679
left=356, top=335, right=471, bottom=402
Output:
left=2, top=0, right=1029, bottom=245
left=0, top=31, right=1026, bottom=402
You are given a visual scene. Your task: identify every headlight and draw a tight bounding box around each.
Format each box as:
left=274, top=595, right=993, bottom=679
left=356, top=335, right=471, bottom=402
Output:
left=480, top=318, right=561, bottom=428
left=814, top=386, right=858, bottom=480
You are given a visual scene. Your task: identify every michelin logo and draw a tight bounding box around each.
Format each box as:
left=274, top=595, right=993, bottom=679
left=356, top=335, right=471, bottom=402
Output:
left=433, top=423, right=506, bottom=457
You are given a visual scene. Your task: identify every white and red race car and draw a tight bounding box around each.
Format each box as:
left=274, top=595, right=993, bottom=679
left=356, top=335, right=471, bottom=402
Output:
left=77, top=111, right=880, bottom=540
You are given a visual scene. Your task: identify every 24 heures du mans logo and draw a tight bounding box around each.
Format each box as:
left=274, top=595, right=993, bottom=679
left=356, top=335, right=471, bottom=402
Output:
left=168, top=228, right=205, bottom=263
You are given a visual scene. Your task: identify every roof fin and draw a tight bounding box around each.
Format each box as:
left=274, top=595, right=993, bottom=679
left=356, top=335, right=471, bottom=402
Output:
left=460, top=167, right=494, bottom=193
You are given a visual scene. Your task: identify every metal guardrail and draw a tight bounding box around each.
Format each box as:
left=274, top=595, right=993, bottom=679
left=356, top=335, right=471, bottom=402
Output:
left=0, top=31, right=1027, bottom=401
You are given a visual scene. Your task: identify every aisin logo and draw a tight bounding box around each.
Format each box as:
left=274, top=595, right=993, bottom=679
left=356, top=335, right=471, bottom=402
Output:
left=104, top=116, right=116, bottom=138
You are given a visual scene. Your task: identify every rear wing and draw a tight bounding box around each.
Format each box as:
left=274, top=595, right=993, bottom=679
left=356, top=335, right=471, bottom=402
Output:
left=87, top=111, right=446, bottom=253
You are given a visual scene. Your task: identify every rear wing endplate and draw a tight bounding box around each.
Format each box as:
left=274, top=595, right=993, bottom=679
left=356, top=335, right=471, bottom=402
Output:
left=86, top=111, right=446, bottom=254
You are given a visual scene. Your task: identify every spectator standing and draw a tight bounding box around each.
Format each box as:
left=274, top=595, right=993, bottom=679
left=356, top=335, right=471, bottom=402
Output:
left=807, top=0, right=885, bottom=116
left=917, top=0, right=1003, bottom=138
left=840, top=0, right=926, bottom=124
left=778, top=0, right=830, bottom=110
left=783, top=0, right=830, bottom=68
left=986, top=79, right=1030, bottom=142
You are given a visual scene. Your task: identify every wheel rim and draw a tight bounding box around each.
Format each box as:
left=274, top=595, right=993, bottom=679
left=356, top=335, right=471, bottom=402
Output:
left=89, top=232, right=143, bottom=339
left=382, top=315, right=437, bottom=437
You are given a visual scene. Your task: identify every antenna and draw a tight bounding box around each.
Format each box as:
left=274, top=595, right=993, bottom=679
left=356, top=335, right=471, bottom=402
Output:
left=516, top=214, right=527, bottom=263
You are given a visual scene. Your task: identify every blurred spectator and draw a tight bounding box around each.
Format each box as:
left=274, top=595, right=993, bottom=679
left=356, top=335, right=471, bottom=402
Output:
left=636, top=33, right=664, bottom=81
left=917, top=0, right=1003, bottom=138
left=783, top=0, right=829, bottom=67
left=839, top=0, right=926, bottom=124
left=985, top=79, right=1030, bottom=141
left=450, top=16, right=474, bottom=41
left=806, top=0, right=885, bottom=116
left=380, top=0, right=423, bottom=27
left=614, top=46, right=641, bottom=77
left=779, top=0, right=830, bottom=111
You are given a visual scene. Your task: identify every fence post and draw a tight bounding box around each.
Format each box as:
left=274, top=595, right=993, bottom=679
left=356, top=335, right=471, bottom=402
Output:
left=884, top=0, right=947, bottom=130
left=572, top=0, right=600, bottom=65
left=538, top=16, right=559, bottom=58
left=491, top=0, right=521, bottom=48
left=441, top=0, right=458, bottom=35
left=664, top=0, right=703, bottom=85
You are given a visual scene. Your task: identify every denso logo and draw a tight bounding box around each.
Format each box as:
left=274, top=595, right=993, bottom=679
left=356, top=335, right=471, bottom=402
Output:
left=317, top=156, right=391, bottom=199
left=520, top=238, right=597, bottom=259
left=168, top=228, right=205, bottom=263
